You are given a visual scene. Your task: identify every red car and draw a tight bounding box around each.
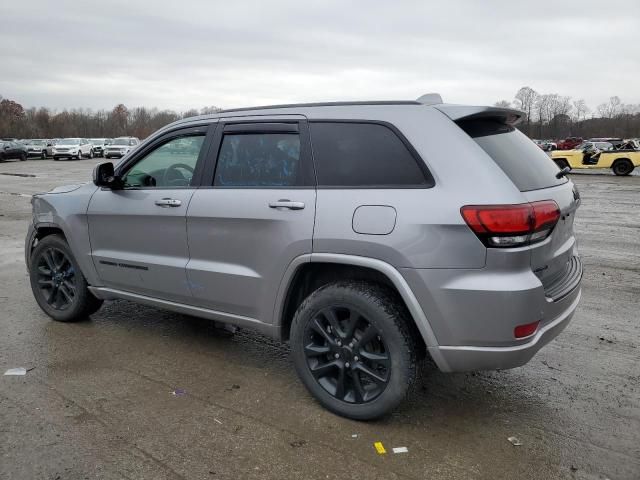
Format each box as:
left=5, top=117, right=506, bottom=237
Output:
left=556, top=137, right=583, bottom=150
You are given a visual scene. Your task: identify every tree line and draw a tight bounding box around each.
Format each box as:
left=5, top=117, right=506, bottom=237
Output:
left=2, top=90, right=640, bottom=141
left=0, top=95, right=221, bottom=140
left=496, top=87, right=640, bottom=140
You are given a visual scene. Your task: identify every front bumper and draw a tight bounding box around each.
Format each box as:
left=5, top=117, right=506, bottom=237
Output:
left=104, top=152, right=125, bottom=158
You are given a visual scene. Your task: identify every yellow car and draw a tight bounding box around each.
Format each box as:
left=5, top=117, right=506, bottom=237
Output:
left=551, top=142, right=640, bottom=176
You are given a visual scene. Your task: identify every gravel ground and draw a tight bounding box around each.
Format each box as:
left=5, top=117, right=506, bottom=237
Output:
left=1, top=158, right=638, bottom=480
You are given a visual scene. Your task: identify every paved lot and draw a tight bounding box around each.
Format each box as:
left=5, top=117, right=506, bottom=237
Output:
left=1, top=159, right=639, bottom=480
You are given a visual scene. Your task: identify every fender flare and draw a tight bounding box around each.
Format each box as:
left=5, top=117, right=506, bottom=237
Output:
left=272, top=253, right=449, bottom=371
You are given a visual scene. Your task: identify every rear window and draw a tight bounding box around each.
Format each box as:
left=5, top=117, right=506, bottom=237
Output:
left=458, top=119, right=567, bottom=192
left=310, top=122, right=432, bottom=187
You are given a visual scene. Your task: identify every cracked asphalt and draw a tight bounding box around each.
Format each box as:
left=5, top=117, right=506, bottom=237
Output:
left=1, top=159, right=638, bottom=479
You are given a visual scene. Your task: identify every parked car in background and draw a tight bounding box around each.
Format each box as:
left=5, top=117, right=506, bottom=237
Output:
left=552, top=142, right=639, bottom=175
left=103, top=137, right=140, bottom=159
left=52, top=138, right=94, bottom=160
left=24, top=139, right=53, bottom=159
left=534, top=139, right=556, bottom=151
left=25, top=96, right=583, bottom=419
left=589, top=138, right=624, bottom=149
left=555, top=137, right=583, bottom=150
left=89, top=138, right=110, bottom=157
left=0, top=140, right=28, bottom=161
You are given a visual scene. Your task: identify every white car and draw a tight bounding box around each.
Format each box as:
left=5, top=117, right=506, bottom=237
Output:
left=52, top=138, right=94, bottom=160
left=103, top=137, right=140, bottom=159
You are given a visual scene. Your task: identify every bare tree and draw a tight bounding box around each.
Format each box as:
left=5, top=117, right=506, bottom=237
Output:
left=597, top=96, right=622, bottom=119
left=572, top=99, right=589, bottom=123
left=514, top=86, right=538, bottom=136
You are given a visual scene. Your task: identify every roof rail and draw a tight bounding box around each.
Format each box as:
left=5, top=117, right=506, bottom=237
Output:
left=416, top=93, right=443, bottom=105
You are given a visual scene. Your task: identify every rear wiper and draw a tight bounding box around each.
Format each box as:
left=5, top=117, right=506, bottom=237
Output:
left=556, top=167, right=571, bottom=179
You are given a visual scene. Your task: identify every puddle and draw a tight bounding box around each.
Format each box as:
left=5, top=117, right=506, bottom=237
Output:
left=0, top=173, right=37, bottom=178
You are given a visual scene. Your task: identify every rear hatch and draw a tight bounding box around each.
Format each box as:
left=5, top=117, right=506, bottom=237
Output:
left=448, top=108, right=580, bottom=298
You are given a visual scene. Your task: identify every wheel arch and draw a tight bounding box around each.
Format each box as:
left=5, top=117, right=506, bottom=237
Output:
left=274, top=253, right=447, bottom=370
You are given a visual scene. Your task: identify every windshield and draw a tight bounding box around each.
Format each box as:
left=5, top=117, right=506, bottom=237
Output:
left=59, top=138, right=81, bottom=145
left=112, top=138, right=130, bottom=145
left=90, top=139, right=105, bottom=144
left=29, top=140, right=46, bottom=146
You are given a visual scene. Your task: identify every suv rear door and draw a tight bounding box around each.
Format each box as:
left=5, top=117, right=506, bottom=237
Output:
left=185, top=116, right=316, bottom=322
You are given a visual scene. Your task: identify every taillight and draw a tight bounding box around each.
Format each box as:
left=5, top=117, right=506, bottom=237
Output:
left=461, top=200, right=560, bottom=247
left=514, top=320, right=540, bottom=339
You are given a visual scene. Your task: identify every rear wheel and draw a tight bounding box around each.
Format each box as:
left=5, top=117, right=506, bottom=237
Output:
left=612, top=159, right=633, bottom=176
left=29, top=235, right=103, bottom=322
left=291, top=281, right=417, bottom=420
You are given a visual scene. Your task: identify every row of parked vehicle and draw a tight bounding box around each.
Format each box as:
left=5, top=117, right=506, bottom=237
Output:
left=533, top=137, right=640, bottom=152
left=0, top=137, right=140, bottom=162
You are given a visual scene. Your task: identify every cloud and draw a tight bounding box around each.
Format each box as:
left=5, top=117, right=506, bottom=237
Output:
left=1, top=0, right=639, bottom=111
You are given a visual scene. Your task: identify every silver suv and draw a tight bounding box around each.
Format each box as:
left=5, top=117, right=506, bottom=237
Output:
left=25, top=95, right=582, bottom=419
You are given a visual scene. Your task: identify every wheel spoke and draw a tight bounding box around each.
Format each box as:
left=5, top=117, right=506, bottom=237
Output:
left=310, top=318, right=336, bottom=346
left=37, top=265, right=52, bottom=276
left=58, top=283, right=73, bottom=303
left=359, top=350, right=390, bottom=367
left=322, top=309, right=342, bottom=338
left=304, top=344, right=330, bottom=357
left=334, top=366, right=346, bottom=400
left=42, top=250, right=56, bottom=271
left=344, top=311, right=360, bottom=339
left=357, top=324, right=378, bottom=346
left=47, top=286, right=59, bottom=305
left=38, top=279, right=54, bottom=286
left=350, top=370, right=366, bottom=402
left=355, top=362, right=388, bottom=385
left=310, top=360, right=340, bottom=379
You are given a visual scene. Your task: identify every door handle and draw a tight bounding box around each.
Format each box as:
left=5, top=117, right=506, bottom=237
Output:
left=269, top=199, right=305, bottom=210
left=155, top=198, right=182, bottom=207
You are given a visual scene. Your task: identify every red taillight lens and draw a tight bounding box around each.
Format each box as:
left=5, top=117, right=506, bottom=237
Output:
left=461, top=201, right=560, bottom=248
left=514, top=320, right=540, bottom=339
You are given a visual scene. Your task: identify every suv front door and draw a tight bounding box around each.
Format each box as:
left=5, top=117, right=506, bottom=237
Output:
left=186, top=117, right=316, bottom=323
left=87, top=123, right=216, bottom=303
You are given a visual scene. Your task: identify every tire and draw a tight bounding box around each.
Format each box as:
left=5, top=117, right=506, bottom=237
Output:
left=88, top=149, right=94, bottom=159
left=41, top=150, right=46, bottom=159
left=76, top=152, right=82, bottom=160
left=612, top=159, right=634, bottom=176
left=554, top=159, right=570, bottom=170
left=29, top=234, right=103, bottom=322
left=20, top=153, right=27, bottom=161
left=290, top=281, right=417, bottom=420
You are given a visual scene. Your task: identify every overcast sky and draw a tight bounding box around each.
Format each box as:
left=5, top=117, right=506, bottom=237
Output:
left=2, top=0, right=639, bottom=112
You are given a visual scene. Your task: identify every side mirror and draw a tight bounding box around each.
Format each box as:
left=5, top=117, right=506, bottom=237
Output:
left=93, top=162, right=122, bottom=188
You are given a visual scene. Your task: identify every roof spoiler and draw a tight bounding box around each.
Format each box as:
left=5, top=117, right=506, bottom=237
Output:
left=434, top=104, right=525, bottom=126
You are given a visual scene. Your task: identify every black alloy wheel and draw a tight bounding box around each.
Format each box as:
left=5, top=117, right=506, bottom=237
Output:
left=35, top=246, right=77, bottom=311
left=303, top=305, right=390, bottom=403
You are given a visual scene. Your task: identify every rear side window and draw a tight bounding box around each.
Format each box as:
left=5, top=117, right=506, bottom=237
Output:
left=310, top=122, right=431, bottom=187
left=459, top=119, right=567, bottom=192
left=214, top=133, right=301, bottom=187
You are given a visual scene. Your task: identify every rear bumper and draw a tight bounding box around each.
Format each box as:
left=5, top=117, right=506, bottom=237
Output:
left=432, top=288, right=580, bottom=372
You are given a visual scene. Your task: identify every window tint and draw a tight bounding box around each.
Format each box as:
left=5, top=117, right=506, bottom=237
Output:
left=122, top=135, right=205, bottom=188
left=214, top=133, right=301, bottom=187
left=310, top=122, right=429, bottom=187
left=458, top=119, right=567, bottom=192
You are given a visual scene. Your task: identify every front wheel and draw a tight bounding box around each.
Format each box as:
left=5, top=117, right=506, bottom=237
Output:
left=88, top=149, right=94, bottom=159
left=29, top=234, right=103, bottom=322
left=20, top=153, right=27, bottom=161
left=290, top=281, right=417, bottom=420
left=612, top=159, right=634, bottom=176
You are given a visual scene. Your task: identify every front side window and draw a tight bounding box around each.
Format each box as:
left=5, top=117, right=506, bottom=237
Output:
left=309, top=122, right=430, bottom=187
left=214, top=133, right=301, bottom=187
left=121, top=135, right=205, bottom=188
